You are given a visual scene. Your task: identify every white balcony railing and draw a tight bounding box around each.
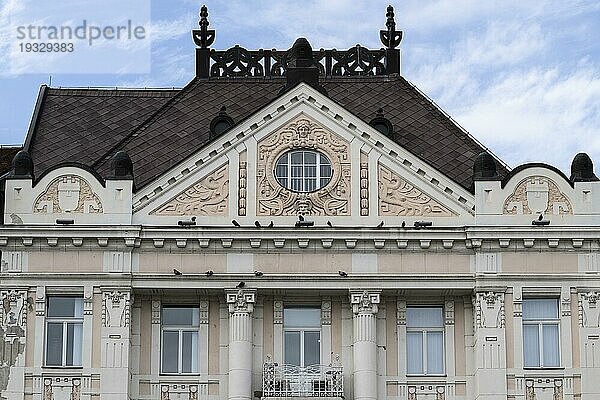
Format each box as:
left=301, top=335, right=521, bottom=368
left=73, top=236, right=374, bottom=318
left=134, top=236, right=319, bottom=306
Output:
left=262, top=360, right=343, bottom=398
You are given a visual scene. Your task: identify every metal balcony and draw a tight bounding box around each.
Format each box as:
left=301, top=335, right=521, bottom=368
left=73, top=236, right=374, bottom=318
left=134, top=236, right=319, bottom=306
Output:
left=262, top=361, right=343, bottom=398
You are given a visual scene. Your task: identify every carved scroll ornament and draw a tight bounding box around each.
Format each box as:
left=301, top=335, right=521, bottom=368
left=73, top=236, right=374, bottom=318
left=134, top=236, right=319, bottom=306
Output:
left=34, top=175, right=103, bottom=214
left=256, top=117, right=351, bottom=216
left=151, top=164, right=229, bottom=216
left=504, top=176, right=572, bottom=215
left=378, top=164, right=454, bottom=216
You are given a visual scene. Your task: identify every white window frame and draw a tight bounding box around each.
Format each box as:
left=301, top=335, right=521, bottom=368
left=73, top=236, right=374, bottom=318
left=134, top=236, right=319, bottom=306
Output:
left=274, top=150, right=332, bottom=193
left=522, top=298, right=561, bottom=369
left=283, top=307, right=321, bottom=367
left=406, top=306, right=445, bottom=376
left=160, top=306, right=200, bottom=375
left=44, top=296, right=83, bottom=368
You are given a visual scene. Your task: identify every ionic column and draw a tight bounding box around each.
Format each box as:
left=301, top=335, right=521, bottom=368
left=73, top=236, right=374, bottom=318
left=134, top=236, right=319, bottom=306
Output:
left=350, top=290, right=381, bottom=400
left=226, top=289, right=256, bottom=400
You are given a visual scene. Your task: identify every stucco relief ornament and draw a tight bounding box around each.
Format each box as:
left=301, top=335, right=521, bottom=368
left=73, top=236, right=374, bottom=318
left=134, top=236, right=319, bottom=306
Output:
left=1, top=290, right=27, bottom=330
left=378, top=165, right=454, bottom=216
left=504, top=176, right=572, bottom=215
left=34, top=175, right=103, bottom=213
left=151, top=164, right=229, bottom=216
left=351, top=290, right=380, bottom=314
left=475, top=292, right=504, bottom=328
left=102, top=291, right=130, bottom=328
left=256, top=117, right=351, bottom=216
left=579, top=291, right=600, bottom=328
left=226, top=289, right=256, bottom=314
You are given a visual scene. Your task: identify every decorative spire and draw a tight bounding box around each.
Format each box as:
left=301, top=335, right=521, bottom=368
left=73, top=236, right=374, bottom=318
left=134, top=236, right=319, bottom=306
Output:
left=193, top=5, right=216, bottom=48
left=380, top=5, right=403, bottom=49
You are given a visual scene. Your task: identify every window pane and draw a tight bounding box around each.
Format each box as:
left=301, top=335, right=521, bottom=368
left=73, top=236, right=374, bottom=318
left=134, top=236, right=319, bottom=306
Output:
left=407, top=332, right=423, bottom=374
left=523, top=299, right=558, bottom=320
left=407, top=307, right=443, bottom=328
left=48, top=297, right=83, bottom=318
left=284, top=308, right=321, bottom=328
left=542, top=324, right=560, bottom=367
left=523, top=324, right=540, bottom=367
left=304, top=165, right=316, bottom=177
left=276, top=164, right=287, bottom=178
left=284, top=331, right=301, bottom=366
left=304, top=331, right=320, bottom=366
left=162, top=331, right=179, bottom=373
left=291, top=152, right=303, bottom=164
left=427, top=332, right=444, bottom=374
left=182, top=331, right=198, bottom=373
left=320, top=164, right=331, bottom=178
left=304, top=151, right=316, bottom=164
left=66, top=322, right=83, bottom=366
left=162, top=307, right=199, bottom=326
left=46, top=322, right=63, bottom=366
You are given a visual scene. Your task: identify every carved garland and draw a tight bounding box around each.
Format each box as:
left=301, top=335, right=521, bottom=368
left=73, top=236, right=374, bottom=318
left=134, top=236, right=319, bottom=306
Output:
left=256, top=117, right=351, bottom=216
left=378, top=164, right=454, bottom=216
left=34, top=175, right=103, bottom=214
left=151, top=164, right=229, bottom=216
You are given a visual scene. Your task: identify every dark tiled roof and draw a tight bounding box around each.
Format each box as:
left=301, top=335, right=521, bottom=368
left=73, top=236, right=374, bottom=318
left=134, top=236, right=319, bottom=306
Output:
left=0, top=146, right=22, bottom=175
left=28, top=88, right=178, bottom=175
left=27, top=76, right=508, bottom=191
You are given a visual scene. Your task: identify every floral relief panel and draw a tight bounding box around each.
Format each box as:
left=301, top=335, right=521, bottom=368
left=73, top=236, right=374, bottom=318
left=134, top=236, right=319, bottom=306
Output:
left=256, top=116, right=351, bottom=216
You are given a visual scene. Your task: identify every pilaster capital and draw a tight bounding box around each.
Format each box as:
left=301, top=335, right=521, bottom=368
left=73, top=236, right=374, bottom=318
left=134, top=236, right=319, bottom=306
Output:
left=350, top=290, right=381, bottom=315
left=0, top=289, right=29, bottom=330
left=226, top=289, right=256, bottom=314
left=475, top=291, right=505, bottom=329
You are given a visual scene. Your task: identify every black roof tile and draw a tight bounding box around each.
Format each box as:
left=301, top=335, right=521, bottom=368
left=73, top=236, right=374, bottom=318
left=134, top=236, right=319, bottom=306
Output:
left=27, top=76, right=508, bottom=192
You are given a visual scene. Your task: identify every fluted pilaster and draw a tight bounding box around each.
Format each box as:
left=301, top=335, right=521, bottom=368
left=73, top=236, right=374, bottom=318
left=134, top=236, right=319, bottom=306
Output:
left=226, top=289, right=256, bottom=400
left=350, top=290, right=381, bottom=400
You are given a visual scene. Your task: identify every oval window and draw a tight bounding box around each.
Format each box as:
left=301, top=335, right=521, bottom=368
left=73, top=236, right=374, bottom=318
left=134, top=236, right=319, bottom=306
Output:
left=274, top=150, right=332, bottom=192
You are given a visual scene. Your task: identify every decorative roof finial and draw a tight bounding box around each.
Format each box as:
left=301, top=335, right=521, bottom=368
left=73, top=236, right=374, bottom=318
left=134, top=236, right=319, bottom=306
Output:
left=192, top=5, right=215, bottom=48
left=380, top=5, right=403, bottom=49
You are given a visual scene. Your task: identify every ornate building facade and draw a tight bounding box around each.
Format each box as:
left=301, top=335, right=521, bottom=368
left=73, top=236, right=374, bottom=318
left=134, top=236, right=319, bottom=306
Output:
left=2, top=5, right=600, bottom=400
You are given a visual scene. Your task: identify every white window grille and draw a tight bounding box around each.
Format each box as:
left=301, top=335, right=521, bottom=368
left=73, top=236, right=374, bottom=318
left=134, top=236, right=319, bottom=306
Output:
left=45, top=297, right=83, bottom=367
left=161, top=306, right=199, bottom=374
left=274, top=150, right=332, bottom=192
left=523, top=298, right=560, bottom=368
left=406, top=306, right=445, bottom=375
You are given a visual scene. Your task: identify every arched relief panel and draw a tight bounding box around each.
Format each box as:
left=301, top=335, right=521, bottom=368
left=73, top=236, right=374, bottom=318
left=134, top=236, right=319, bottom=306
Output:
left=34, top=175, right=103, bottom=214
left=150, top=163, right=229, bottom=216
left=378, top=163, right=456, bottom=217
left=503, top=176, right=572, bottom=215
left=256, top=116, right=351, bottom=216
left=4, top=166, right=132, bottom=225
left=475, top=165, right=600, bottom=224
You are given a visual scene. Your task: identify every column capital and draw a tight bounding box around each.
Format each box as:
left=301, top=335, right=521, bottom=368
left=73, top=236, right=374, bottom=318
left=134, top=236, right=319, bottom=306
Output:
left=350, top=289, right=381, bottom=315
left=226, top=289, right=256, bottom=314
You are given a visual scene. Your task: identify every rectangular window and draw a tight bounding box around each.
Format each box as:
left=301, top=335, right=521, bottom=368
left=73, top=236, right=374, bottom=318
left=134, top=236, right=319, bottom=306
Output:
left=406, top=307, right=444, bottom=375
left=283, top=306, right=321, bottom=367
left=45, top=296, right=83, bottom=367
left=161, top=306, right=199, bottom=374
left=523, top=298, right=560, bottom=368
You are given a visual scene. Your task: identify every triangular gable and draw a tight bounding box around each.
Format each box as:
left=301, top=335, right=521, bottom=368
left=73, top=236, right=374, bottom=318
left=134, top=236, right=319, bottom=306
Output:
left=133, top=83, right=475, bottom=224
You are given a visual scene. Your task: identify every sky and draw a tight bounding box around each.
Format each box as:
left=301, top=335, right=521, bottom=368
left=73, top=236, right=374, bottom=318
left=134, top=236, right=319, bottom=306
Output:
left=0, top=0, right=599, bottom=175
